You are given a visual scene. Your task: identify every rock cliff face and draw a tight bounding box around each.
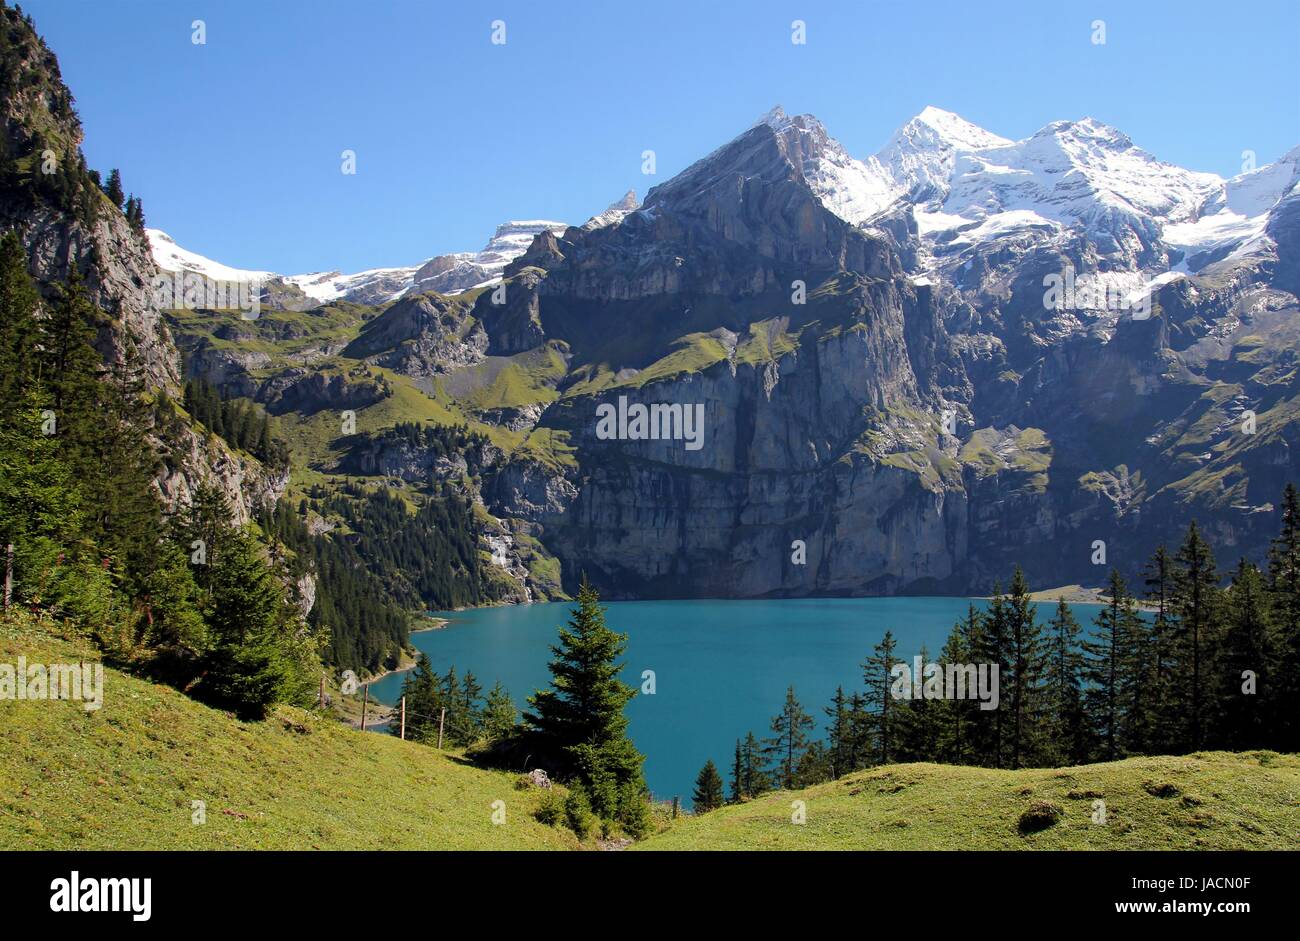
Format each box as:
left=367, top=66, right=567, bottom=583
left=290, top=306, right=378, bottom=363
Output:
left=0, top=8, right=284, bottom=524
left=135, top=97, right=1300, bottom=598
left=453, top=112, right=1300, bottom=597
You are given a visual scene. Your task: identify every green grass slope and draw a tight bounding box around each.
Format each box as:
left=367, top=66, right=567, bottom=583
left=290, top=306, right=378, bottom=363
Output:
left=0, top=619, right=576, bottom=850
left=639, top=754, right=1300, bottom=850
left=5, top=616, right=1296, bottom=852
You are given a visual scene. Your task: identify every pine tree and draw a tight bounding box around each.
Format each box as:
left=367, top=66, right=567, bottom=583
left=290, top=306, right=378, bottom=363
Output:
left=692, top=759, right=725, bottom=813
left=895, top=642, right=943, bottom=762
left=103, top=168, right=124, bottom=208
left=974, top=585, right=1011, bottom=767
left=728, top=739, right=744, bottom=803
left=795, top=740, right=832, bottom=787
left=1171, top=521, right=1221, bottom=750
left=1217, top=559, right=1272, bottom=749
left=762, top=685, right=814, bottom=789
left=398, top=654, right=442, bottom=743
left=442, top=666, right=469, bottom=744
left=37, top=268, right=101, bottom=423
left=198, top=528, right=305, bottom=718
left=173, top=482, right=235, bottom=591
left=862, top=629, right=899, bottom=764
left=525, top=578, right=637, bottom=751
left=1044, top=598, right=1089, bottom=765
left=824, top=685, right=855, bottom=778
left=1267, top=484, right=1300, bottom=749
left=739, top=731, right=768, bottom=799
left=524, top=578, right=645, bottom=824
left=935, top=615, right=974, bottom=764
left=1142, top=545, right=1178, bottom=744
left=0, top=231, right=39, bottom=418
left=481, top=681, right=517, bottom=742
left=1083, top=569, right=1144, bottom=760
left=1004, top=567, right=1046, bottom=767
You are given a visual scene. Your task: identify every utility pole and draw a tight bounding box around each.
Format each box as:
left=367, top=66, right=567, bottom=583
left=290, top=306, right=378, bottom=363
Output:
left=399, top=696, right=406, bottom=741
left=360, top=686, right=369, bottom=732
left=437, top=707, right=446, bottom=749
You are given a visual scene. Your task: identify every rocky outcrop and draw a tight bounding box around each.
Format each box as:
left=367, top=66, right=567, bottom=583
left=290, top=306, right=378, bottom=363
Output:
left=0, top=8, right=284, bottom=523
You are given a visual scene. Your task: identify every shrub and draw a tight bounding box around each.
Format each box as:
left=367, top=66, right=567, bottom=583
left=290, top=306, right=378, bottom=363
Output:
left=534, top=789, right=564, bottom=827
left=564, top=788, right=594, bottom=839
left=1018, top=800, right=1064, bottom=834
left=616, top=779, right=653, bottom=840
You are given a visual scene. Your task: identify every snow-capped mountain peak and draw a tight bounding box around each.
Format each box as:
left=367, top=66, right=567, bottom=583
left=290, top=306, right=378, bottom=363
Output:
left=900, top=106, right=1012, bottom=153
left=149, top=218, right=569, bottom=307
left=582, top=190, right=639, bottom=231
left=738, top=105, right=1296, bottom=279
left=147, top=229, right=274, bottom=283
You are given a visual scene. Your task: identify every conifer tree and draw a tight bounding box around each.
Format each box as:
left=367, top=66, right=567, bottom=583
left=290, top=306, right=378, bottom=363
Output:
left=1004, top=567, right=1046, bottom=767
left=0, top=231, right=39, bottom=417
left=692, top=759, right=724, bottom=813
left=763, top=684, right=814, bottom=789
left=935, top=616, right=973, bottom=764
left=462, top=670, right=483, bottom=727
left=173, top=482, right=235, bottom=590
left=398, top=653, right=442, bottom=743
left=739, top=731, right=768, bottom=799
left=974, top=585, right=1010, bottom=767
left=824, top=685, right=855, bottom=778
left=1218, top=559, right=1272, bottom=748
left=728, top=739, right=744, bottom=803
left=524, top=578, right=646, bottom=826
left=1083, top=569, right=1144, bottom=760
left=1171, top=521, right=1221, bottom=750
left=796, top=740, right=832, bottom=787
left=862, top=629, right=899, bottom=764
left=442, top=666, right=468, bottom=744
left=481, top=681, right=517, bottom=742
left=1044, top=598, right=1088, bottom=765
left=198, top=528, right=305, bottom=718
left=1142, top=545, right=1178, bottom=742
left=896, top=642, right=943, bottom=761
left=525, top=578, right=637, bottom=751
left=1267, top=484, right=1300, bottom=749
left=103, top=168, right=124, bottom=208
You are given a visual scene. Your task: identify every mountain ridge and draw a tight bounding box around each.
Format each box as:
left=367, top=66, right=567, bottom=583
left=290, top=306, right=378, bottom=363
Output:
left=151, top=105, right=1298, bottom=296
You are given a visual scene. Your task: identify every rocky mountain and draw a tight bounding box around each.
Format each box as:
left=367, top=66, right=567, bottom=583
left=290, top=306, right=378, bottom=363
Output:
left=19, top=0, right=1295, bottom=608
left=0, top=7, right=284, bottom=525
left=236, top=104, right=1291, bottom=599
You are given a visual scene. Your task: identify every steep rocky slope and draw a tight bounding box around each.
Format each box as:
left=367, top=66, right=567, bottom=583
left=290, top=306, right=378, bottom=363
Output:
left=153, top=101, right=1300, bottom=599
left=0, top=6, right=282, bottom=523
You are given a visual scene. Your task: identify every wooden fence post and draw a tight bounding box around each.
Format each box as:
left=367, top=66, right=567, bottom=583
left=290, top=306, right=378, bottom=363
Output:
left=360, top=686, right=369, bottom=732
left=437, top=707, right=446, bottom=749
left=3, top=543, right=13, bottom=610
left=400, top=696, right=406, bottom=741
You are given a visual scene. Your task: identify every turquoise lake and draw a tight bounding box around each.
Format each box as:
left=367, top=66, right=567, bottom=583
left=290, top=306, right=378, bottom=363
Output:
left=364, top=597, right=1103, bottom=805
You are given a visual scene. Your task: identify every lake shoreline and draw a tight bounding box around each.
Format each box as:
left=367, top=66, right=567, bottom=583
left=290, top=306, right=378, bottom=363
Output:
left=361, top=616, right=450, bottom=688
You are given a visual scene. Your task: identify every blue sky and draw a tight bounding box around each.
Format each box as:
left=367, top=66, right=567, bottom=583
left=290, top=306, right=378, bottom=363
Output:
left=25, top=0, right=1300, bottom=274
